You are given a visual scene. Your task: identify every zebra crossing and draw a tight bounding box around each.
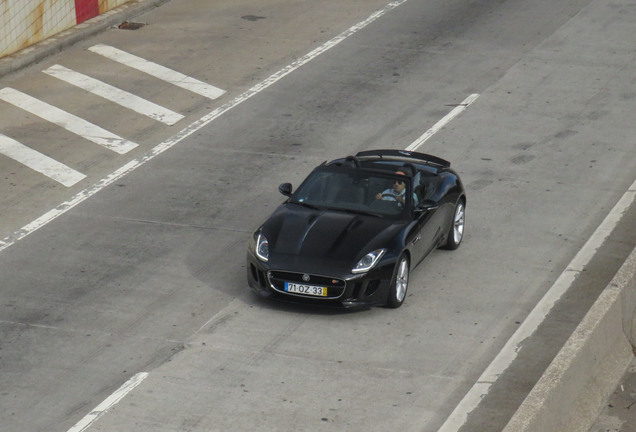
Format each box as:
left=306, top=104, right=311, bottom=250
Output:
left=0, top=133, right=86, bottom=187
left=0, top=45, right=226, bottom=187
left=0, top=87, right=139, bottom=154
left=43, top=64, right=185, bottom=125
left=88, top=44, right=226, bottom=100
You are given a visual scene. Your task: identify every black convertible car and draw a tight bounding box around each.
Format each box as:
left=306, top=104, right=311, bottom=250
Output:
left=246, top=149, right=466, bottom=308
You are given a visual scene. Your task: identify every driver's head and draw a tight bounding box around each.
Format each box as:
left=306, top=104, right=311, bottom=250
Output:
left=393, top=171, right=406, bottom=193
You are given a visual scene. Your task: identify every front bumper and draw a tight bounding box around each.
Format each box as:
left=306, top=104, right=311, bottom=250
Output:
left=246, top=250, right=394, bottom=308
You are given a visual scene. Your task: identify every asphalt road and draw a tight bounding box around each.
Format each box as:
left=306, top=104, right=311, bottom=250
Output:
left=1, top=0, right=635, bottom=431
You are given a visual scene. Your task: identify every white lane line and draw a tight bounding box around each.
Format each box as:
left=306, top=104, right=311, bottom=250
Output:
left=406, top=93, right=479, bottom=151
left=88, top=44, right=226, bottom=100
left=67, top=372, right=148, bottom=432
left=437, top=176, right=636, bottom=432
left=0, top=133, right=86, bottom=187
left=0, top=87, right=138, bottom=154
left=0, top=0, right=410, bottom=253
left=43, top=64, right=184, bottom=126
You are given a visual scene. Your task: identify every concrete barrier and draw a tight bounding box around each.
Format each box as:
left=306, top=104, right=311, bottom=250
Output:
left=622, top=247, right=636, bottom=354
left=503, top=245, right=636, bottom=432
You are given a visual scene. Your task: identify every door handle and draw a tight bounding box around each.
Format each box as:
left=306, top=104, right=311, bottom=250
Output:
left=412, top=235, right=420, bottom=245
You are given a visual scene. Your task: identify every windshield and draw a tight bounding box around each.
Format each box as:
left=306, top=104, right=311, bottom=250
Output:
left=290, top=167, right=413, bottom=216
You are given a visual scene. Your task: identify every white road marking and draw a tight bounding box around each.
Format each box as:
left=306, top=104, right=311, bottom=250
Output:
left=0, top=133, right=86, bottom=187
left=0, top=87, right=138, bottom=154
left=406, top=93, right=479, bottom=151
left=66, top=372, right=148, bottom=432
left=43, top=64, right=184, bottom=125
left=88, top=44, right=226, bottom=100
left=437, top=176, right=636, bottom=431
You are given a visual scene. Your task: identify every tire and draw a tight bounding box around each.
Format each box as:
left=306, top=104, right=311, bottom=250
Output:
left=443, top=199, right=465, bottom=250
left=386, top=254, right=409, bottom=308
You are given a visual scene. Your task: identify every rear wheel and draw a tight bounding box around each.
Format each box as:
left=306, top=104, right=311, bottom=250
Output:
left=386, top=254, right=409, bottom=308
left=443, top=199, right=465, bottom=250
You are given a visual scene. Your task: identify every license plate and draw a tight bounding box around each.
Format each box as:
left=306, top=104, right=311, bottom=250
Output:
left=284, top=282, right=327, bottom=297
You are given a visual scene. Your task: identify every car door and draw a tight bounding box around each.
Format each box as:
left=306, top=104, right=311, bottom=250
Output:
left=408, top=200, right=445, bottom=265
left=407, top=172, right=445, bottom=264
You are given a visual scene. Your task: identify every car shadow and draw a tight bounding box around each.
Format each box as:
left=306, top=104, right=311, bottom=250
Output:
left=247, top=291, right=372, bottom=315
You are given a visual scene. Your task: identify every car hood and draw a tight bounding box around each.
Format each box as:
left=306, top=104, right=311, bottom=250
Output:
left=263, top=204, right=405, bottom=266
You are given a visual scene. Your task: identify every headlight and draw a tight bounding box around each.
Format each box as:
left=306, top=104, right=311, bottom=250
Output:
left=352, top=249, right=386, bottom=274
left=255, top=233, right=269, bottom=262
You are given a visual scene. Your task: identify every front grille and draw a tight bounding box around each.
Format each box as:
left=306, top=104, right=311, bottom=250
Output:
left=268, top=271, right=346, bottom=299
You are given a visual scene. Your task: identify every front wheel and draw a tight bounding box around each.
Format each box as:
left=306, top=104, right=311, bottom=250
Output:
left=386, top=254, right=409, bottom=308
left=443, top=199, right=465, bottom=250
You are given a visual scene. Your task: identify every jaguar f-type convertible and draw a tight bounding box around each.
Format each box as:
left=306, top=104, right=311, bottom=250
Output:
left=246, top=149, right=466, bottom=308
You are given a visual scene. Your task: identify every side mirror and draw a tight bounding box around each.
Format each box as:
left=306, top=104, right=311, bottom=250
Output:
left=279, top=183, right=293, bottom=197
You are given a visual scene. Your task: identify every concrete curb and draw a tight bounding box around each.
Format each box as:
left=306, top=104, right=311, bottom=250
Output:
left=0, top=0, right=170, bottom=78
left=503, top=245, right=636, bottom=432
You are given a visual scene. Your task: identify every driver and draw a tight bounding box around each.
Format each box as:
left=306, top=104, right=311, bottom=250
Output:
left=375, top=171, right=408, bottom=205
